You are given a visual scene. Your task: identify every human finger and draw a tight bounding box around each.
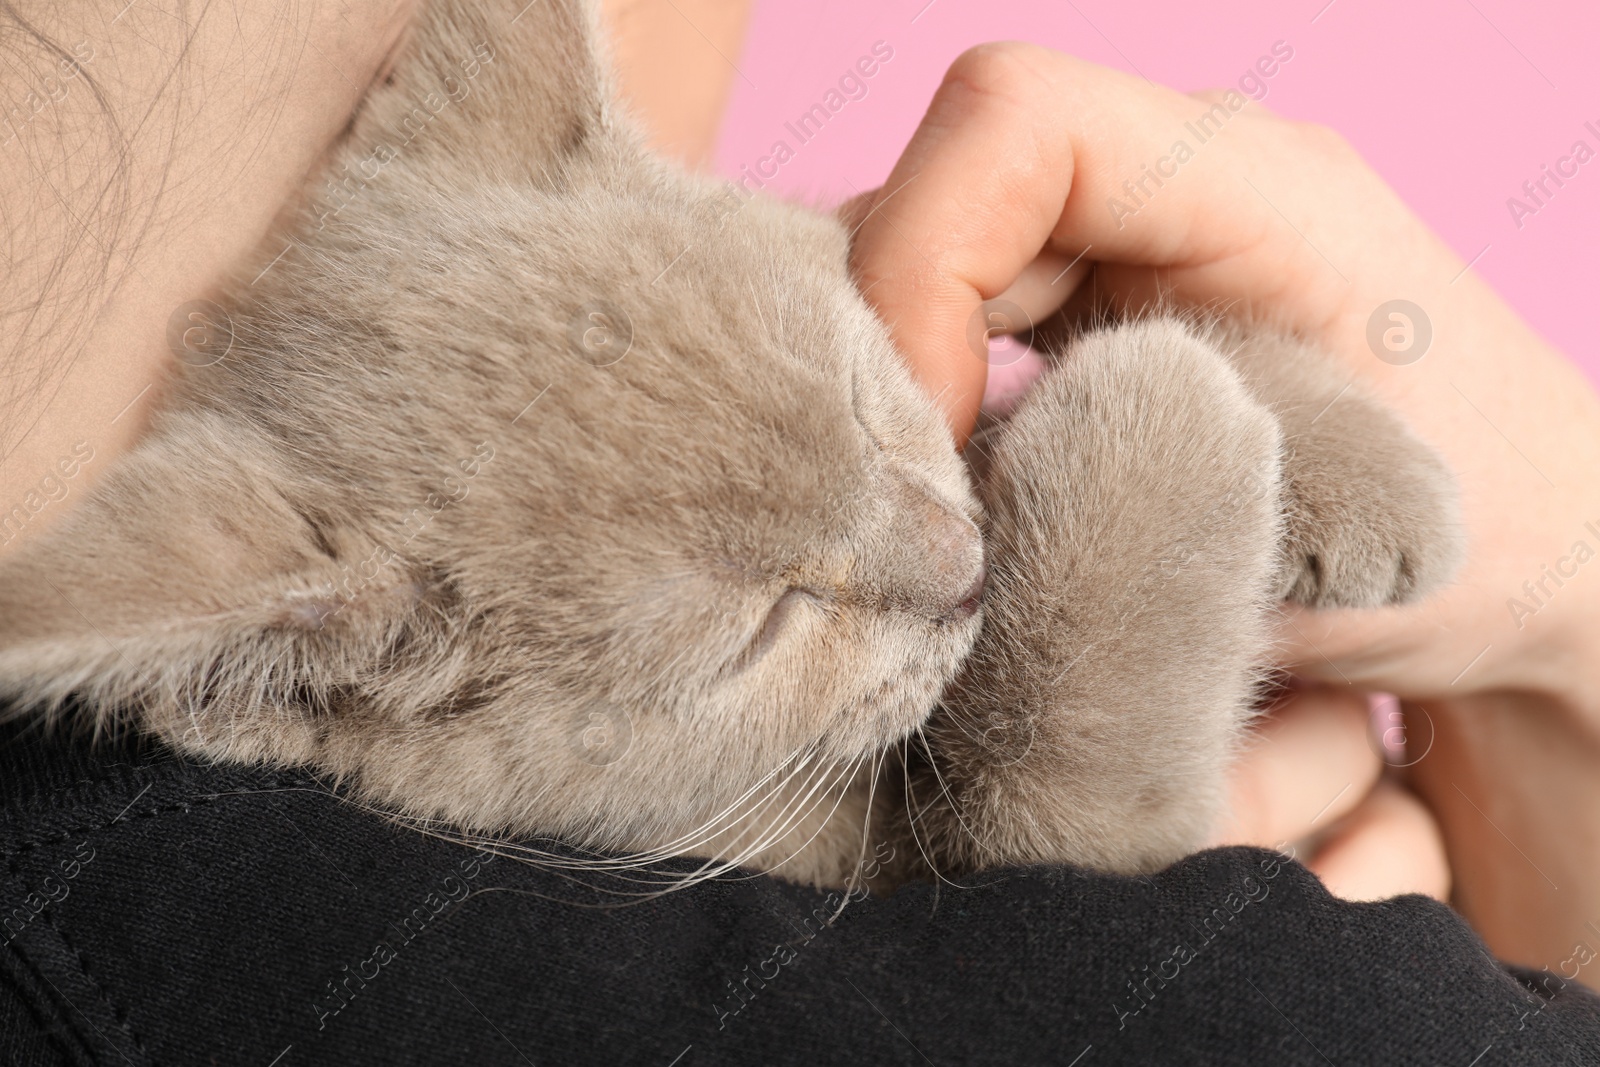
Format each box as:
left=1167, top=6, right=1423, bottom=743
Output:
left=1211, top=685, right=1382, bottom=850
left=1307, top=781, right=1451, bottom=902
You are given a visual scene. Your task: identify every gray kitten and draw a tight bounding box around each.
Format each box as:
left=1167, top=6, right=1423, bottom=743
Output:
left=0, top=0, right=1461, bottom=891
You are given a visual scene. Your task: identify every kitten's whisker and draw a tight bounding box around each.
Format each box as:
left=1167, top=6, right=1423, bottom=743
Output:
left=693, top=747, right=849, bottom=875
left=637, top=747, right=860, bottom=894
left=733, top=751, right=868, bottom=882
left=914, top=726, right=1000, bottom=864
left=899, top=734, right=965, bottom=889
left=686, top=755, right=872, bottom=905
left=323, top=733, right=885, bottom=904
left=615, top=754, right=840, bottom=888
left=376, top=742, right=827, bottom=892
left=517, top=739, right=831, bottom=882
left=544, top=773, right=818, bottom=881
left=927, top=701, right=992, bottom=747
left=606, top=741, right=824, bottom=867
left=846, top=745, right=890, bottom=896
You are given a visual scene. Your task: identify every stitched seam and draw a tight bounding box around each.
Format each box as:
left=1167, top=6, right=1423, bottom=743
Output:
left=2, top=799, right=220, bottom=865
left=0, top=768, right=313, bottom=1065
left=42, top=909, right=153, bottom=1066
left=1, top=771, right=311, bottom=862
left=0, top=939, right=101, bottom=1067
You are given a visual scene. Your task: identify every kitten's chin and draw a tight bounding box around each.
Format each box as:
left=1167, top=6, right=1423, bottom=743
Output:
left=826, top=612, right=983, bottom=760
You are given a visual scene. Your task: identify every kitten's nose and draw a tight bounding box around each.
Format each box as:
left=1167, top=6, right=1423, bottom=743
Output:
left=873, top=465, right=986, bottom=621
left=948, top=560, right=987, bottom=619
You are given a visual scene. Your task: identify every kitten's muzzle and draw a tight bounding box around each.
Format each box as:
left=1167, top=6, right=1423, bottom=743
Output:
left=872, top=465, right=987, bottom=622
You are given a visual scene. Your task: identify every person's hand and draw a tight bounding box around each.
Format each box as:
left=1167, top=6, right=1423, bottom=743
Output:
left=848, top=43, right=1600, bottom=971
left=1208, top=686, right=1449, bottom=903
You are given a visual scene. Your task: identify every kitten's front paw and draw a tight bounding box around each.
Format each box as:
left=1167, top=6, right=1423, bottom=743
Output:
left=1276, top=398, right=1464, bottom=609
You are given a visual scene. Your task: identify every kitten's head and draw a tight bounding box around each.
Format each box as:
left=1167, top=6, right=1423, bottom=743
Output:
left=0, top=0, right=982, bottom=875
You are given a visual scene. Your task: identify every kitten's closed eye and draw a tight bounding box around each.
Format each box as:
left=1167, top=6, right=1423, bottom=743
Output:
left=746, top=587, right=825, bottom=666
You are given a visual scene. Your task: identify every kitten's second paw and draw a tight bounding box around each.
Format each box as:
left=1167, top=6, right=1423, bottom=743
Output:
left=1276, top=398, right=1464, bottom=609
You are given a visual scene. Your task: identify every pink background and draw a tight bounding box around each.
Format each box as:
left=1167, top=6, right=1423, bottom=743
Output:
left=716, top=0, right=1599, bottom=380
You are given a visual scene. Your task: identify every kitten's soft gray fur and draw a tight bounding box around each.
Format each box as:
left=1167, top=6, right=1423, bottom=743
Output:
left=0, top=0, right=1462, bottom=890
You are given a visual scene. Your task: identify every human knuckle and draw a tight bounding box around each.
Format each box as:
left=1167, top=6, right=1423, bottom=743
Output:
left=943, top=42, right=1051, bottom=106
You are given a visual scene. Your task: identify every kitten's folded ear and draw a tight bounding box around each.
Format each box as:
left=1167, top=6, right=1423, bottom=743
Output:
left=343, top=0, right=622, bottom=180
left=0, top=416, right=417, bottom=738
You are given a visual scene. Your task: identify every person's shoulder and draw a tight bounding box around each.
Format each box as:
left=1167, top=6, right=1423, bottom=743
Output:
left=3, top=716, right=1598, bottom=1066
